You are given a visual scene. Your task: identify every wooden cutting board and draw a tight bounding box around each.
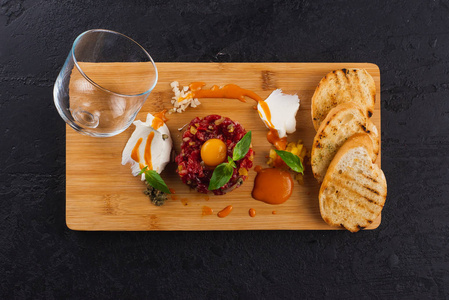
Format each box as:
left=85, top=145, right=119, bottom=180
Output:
left=66, top=62, right=381, bottom=231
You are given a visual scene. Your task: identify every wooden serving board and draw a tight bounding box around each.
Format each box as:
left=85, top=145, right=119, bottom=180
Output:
left=66, top=63, right=381, bottom=231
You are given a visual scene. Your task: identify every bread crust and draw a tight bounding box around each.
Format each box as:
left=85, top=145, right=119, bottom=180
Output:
left=311, top=102, right=379, bottom=183
left=311, top=68, right=376, bottom=131
left=319, top=134, right=387, bottom=232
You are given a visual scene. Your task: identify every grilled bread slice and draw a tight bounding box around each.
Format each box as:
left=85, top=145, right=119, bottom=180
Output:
left=311, top=68, right=376, bottom=131
left=311, top=102, right=379, bottom=183
left=319, top=134, right=387, bottom=232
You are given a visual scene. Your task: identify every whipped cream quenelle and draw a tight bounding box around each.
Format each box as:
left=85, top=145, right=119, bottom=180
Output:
left=257, top=89, right=300, bottom=138
left=122, top=113, right=172, bottom=180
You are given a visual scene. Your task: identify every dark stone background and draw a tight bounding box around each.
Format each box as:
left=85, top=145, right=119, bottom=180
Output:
left=1, top=0, right=448, bottom=298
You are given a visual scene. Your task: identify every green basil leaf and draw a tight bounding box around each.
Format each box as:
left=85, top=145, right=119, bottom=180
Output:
left=274, top=150, right=304, bottom=174
left=232, top=131, right=252, bottom=161
left=143, top=169, right=171, bottom=194
left=208, top=162, right=234, bottom=191
left=228, top=156, right=237, bottom=168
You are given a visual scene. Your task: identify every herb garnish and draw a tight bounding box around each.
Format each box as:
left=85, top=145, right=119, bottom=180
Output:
left=139, top=166, right=171, bottom=194
left=208, top=131, right=252, bottom=191
left=274, top=150, right=304, bottom=174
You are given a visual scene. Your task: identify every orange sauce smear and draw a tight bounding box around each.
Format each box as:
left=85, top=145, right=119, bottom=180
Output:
left=252, top=166, right=294, bottom=205
left=144, top=131, right=155, bottom=170
left=267, top=127, right=287, bottom=151
left=217, top=205, right=233, bottom=218
left=249, top=208, right=256, bottom=218
left=202, top=206, right=214, bottom=216
left=131, top=137, right=143, bottom=163
left=131, top=137, right=145, bottom=169
left=151, top=109, right=168, bottom=130
left=257, top=101, right=275, bottom=129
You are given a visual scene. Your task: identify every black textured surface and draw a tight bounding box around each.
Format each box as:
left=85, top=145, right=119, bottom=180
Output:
left=1, top=0, right=448, bottom=298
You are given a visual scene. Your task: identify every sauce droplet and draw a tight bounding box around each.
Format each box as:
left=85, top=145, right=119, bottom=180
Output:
left=181, top=198, right=188, bottom=206
left=217, top=205, right=233, bottom=218
left=249, top=208, right=256, bottom=217
left=202, top=206, right=214, bottom=216
left=272, top=211, right=277, bottom=215
left=252, top=167, right=294, bottom=205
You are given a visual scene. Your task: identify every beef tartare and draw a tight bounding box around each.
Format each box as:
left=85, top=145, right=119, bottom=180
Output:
left=175, top=115, right=254, bottom=195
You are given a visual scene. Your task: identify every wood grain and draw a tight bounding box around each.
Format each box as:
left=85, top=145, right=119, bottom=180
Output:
left=66, top=62, right=381, bottom=231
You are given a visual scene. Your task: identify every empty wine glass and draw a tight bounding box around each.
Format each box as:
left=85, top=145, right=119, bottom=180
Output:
left=53, top=29, right=158, bottom=137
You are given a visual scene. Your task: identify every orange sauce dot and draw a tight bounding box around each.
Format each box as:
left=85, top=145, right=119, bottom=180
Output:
left=217, top=205, right=233, bottom=218
left=272, top=211, right=277, bottom=215
left=249, top=208, right=256, bottom=217
left=252, top=167, right=294, bottom=205
left=202, top=206, right=214, bottom=216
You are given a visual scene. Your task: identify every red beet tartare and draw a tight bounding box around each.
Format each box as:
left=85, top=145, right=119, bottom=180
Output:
left=175, top=115, right=254, bottom=195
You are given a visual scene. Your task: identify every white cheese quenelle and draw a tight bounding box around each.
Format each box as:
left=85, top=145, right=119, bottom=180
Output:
left=257, top=89, right=300, bottom=138
left=121, top=113, right=172, bottom=180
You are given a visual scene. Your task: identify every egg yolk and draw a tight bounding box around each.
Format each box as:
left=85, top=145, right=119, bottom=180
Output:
left=201, top=139, right=227, bottom=167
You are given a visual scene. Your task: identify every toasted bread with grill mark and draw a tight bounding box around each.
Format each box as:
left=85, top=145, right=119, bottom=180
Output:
left=311, top=68, right=376, bottom=131
left=319, top=134, right=387, bottom=232
left=311, top=102, right=379, bottom=183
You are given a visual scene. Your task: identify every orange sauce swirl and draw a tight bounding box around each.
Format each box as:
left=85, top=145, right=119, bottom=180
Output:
left=252, top=166, right=294, bottom=205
